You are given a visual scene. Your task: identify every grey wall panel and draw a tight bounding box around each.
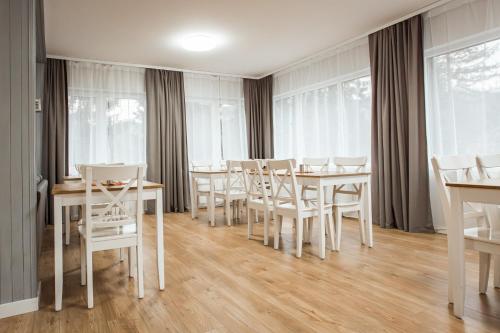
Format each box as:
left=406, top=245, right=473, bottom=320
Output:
left=0, top=0, right=13, bottom=305
left=0, top=0, right=37, bottom=305
left=11, top=0, right=25, bottom=302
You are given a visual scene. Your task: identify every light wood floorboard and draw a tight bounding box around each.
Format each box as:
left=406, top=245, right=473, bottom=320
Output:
left=1, top=209, right=500, bottom=332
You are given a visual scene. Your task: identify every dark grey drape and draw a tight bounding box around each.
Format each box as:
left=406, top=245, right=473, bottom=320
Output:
left=243, top=75, right=274, bottom=159
left=368, top=15, right=433, bottom=233
left=145, top=69, right=190, bottom=213
left=42, top=59, right=68, bottom=224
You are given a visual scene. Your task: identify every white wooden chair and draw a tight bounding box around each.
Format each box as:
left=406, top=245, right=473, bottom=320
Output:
left=301, top=157, right=330, bottom=204
left=268, top=159, right=335, bottom=257
left=332, top=156, right=368, bottom=250
left=190, top=160, right=213, bottom=210
left=79, top=165, right=145, bottom=308
left=432, top=155, right=497, bottom=294
left=62, top=163, right=124, bottom=246
left=242, top=160, right=273, bottom=245
left=214, top=160, right=247, bottom=226
left=475, top=154, right=500, bottom=290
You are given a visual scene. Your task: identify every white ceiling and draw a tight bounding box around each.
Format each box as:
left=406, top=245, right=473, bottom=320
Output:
left=45, top=0, right=440, bottom=78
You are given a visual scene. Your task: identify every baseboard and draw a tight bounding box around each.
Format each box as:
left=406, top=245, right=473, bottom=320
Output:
left=0, top=281, right=40, bottom=319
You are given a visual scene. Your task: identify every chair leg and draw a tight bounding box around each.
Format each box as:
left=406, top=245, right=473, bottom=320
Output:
left=238, top=200, right=243, bottom=220
left=128, top=246, right=136, bottom=278
left=279, top=215, right=283, bottom=234
left=248, top=208, right=253, bottom=239
left=479, top=252, right=491, bottom=294
left=335, top=209, right=342, bottom=251
left=255, top=210, right=259, bottom=224
left=80, top=237, right=86, bottom=286
left=226, top=199, right=231, bottom=226
left=358, top=209, right=366, bottom=245
left=137, top=243, right=144, bottom=299
left=327, top=212, right=335, bottom=251
left=274, top=215, right=282, bottom=250
left=303, top=218, right=309, bottom=243
left=86, top=245, right=93, bottom=308
left=296, top=216, right=303, bottom=258
left=119, top=248, right=125, bottom=262
left=307, top=217, right=313, bottom=243
left=263, top=210, right=269, bottom=246
left=494, top=255, right=500, bottom=288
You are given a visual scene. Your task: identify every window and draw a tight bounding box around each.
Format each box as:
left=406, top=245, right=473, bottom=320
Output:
left=273, top=75, right=371, bottom=161
left=426, top=38, right=500, bottom=157
left=67, top=62, right=146, bottom=175
left=184, top=73, right=247, bottom=165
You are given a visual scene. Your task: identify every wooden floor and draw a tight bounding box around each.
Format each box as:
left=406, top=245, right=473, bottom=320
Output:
left=1, top=210, right=500, bottom=332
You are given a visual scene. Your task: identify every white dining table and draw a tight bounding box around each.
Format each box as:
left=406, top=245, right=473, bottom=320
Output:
left=51, top=180, right=165, bottom=311
left=446, top=179, right=500, bottom=318
left=190, top=169, right=373, bottom=259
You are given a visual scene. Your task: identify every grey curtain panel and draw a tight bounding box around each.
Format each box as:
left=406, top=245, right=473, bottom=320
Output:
left=42, top=58, right=68, bottom=224
left=145, top=68, right=190, bottom=213
left=368, top=15, right=433, bottom=232
left=243, top=75, right=274, bottom=159
left=35, top=0, right=46, bottom=64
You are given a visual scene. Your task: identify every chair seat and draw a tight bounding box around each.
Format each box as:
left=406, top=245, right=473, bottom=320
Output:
left=248, top=198, right=274, bottom=210
left=214, top=190, right=246, bottom=199
left=275, top=202, right=333, bottom=218
left=78, top=222, right=137, bottom=241
left=464, top=227, right=500, bottom=245
left=333, top=200, right=362, bottom=207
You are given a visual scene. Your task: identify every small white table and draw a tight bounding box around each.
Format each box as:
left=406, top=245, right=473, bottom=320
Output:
left=190, top=169, right=373, bottom=259
left=293, top=171, right=373, bottom=258
left=51, top=181, right=165, bottom=311
left=446, top=179, right=500, bottom=318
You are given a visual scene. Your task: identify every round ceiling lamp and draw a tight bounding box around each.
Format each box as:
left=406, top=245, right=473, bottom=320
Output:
left=182, top=34, right=217, bottom=52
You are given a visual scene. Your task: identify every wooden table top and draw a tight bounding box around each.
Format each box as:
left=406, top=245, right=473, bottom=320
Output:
left=191, top=169, right=370, bottom=178
left=446, top=178, right=500, bottom=190
left=52, top=181, right=163, bottom=195
left=190, top=169, right=228, bottom=174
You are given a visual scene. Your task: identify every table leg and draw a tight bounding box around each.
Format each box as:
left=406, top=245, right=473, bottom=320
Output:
left=156, top=189, right=165, bottom=290
left=209, top=176, right=215, bottom=227
left=449, top=188, right=465, bottom=318
left=190, top=174, right=198, bottom=219
left=365, top=177, right=373, bottom=248
left=65, top=207, right=70, bottom=245
left=494, top=256, right=500, bottom=288
left=54, top=196, right=63, bottom=311
left=317, top=183, right=326, bottom=259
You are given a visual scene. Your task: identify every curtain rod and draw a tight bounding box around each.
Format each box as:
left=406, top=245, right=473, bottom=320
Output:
left=256, top=0, right=455, bottom=79
left=47, top=54, right=260, bottom=80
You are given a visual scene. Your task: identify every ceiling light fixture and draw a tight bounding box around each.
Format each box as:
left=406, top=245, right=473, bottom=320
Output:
left=182, top=34, right=216, bottom=52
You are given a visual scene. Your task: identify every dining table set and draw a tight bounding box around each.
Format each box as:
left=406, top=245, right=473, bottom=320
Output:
left=190, top=158, right=373, bottom=260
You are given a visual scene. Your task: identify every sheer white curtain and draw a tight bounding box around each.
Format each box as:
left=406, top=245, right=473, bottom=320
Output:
left=184, top=73, right=247, bottom=165
left=273, top=38, right=371, bottom=162
left=424, top=0, right=500, bottom=231
left=67, top=61, right=146, bottom=175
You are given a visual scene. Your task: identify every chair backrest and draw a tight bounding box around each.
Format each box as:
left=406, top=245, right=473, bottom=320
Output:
left=81, top=165, right=145, bottom=235
left=191, top=160, right=212, bottom=171
left=431, top=155, right=477, bottom=214
left=303, top=157, right=329, bottom=171
left=477, top=154, right=500, bottom=179
left=76, top=162, right=125, bottom=176
left=333, top=156, right=367, bottom=173
left=268, top=159, right=300, bottom=208
left=253, top=159, right=270, bottom=169
left=241, top=160, right=270, bottom=206
left=332, top=156, right=367, bottom=201
left=224, top=160, right=245, bottom=193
